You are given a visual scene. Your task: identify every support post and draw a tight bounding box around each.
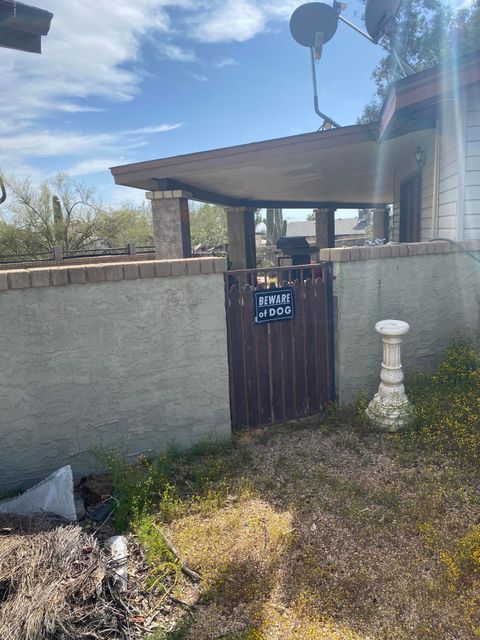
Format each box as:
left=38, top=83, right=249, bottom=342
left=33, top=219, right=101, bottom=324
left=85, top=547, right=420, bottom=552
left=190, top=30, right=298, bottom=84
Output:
left=314, top=208, right=335, bottom=258
left=372, top=207, right=390, bottom=243
left=146, top=190, right=192, bottom=259
left=225, top=207, right=257, bottom=271
left=366, top=319, right=413, bottom=432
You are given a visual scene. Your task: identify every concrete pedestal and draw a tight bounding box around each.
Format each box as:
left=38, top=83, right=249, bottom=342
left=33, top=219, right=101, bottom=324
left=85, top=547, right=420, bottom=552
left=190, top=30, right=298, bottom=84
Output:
left=366, top=319, right=412, bottom=432
left=146, top=190, right=192, bottom=259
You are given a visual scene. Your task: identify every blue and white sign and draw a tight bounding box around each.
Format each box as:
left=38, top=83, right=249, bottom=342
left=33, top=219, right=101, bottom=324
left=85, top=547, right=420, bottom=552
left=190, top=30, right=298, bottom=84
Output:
left=254, top=287, right=295, bottom=325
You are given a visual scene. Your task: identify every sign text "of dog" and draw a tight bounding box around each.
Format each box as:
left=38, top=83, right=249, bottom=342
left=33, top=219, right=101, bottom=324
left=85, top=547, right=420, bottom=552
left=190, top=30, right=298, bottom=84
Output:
left=254, top=287, right=295, bottom=325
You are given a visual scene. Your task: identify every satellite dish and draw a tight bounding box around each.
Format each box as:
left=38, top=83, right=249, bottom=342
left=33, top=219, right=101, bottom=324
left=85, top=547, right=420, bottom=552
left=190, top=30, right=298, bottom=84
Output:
left=290, top=2, right=338, bottom=48
left=365, top=0, right=402, bottom=43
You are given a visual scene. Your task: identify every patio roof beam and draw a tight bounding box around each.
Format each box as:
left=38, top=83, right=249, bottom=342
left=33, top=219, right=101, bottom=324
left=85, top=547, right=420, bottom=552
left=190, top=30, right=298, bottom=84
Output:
left=151, top=178, right=386, bottom=209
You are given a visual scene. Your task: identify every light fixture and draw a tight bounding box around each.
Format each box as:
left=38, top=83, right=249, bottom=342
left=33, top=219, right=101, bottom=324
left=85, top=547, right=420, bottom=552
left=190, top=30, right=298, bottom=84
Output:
left=414, top=146, right=427, bottom=170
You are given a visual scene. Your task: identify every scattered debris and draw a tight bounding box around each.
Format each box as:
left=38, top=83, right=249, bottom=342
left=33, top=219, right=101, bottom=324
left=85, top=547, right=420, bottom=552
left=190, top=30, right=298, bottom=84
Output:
left=105, top=535, right=128, bottom=592
left=0, top=514, right=182, bottom=639
left=0, top=466, right=76, bottom=522
left=73, top=494, right=86, bottom=520
left=90, top=500, right=114, bottom=523
left=78, top=474, right=114, bottom=506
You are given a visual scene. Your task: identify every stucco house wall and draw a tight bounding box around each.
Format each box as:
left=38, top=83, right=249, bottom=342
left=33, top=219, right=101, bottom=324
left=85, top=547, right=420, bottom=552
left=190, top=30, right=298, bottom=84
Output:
left=320, top=241, right=480, bottom=405
left=0, top=258, right=230, bottom=491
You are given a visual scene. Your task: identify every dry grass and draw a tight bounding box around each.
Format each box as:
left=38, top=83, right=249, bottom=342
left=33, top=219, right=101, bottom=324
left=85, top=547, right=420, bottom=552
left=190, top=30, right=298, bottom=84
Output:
left=157, top=425, right=480, bottom=640
left=0, top=514, right=183, bottom=639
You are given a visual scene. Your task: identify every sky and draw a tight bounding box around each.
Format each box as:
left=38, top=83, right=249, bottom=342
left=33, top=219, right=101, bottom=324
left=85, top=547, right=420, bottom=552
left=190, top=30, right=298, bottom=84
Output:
left=0, top=0, right=469, bottom=221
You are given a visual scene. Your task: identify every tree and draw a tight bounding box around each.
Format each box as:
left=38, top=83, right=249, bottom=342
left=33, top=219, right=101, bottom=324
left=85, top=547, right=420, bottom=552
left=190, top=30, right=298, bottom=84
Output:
left=96, top=202, right=153, bottom=248
left=0, top=172, right=104, bottom=258
left=360, top=0, right=480, bottom=122
left=189, top=203, right=228, bottom=248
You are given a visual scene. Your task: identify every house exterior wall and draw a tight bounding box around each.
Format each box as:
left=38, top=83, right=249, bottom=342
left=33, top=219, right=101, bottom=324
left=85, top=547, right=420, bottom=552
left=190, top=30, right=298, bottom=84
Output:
left=437, top=104, right=461, bottom=240
left=464, top=85, right=480, bottom=239
left=391, top=86, right=480, bottom=243
left=0, top=258, right=230, bottom=492
left=392, top=135, right=436, bottom=242
left=320, top=241, right=480, bottom=405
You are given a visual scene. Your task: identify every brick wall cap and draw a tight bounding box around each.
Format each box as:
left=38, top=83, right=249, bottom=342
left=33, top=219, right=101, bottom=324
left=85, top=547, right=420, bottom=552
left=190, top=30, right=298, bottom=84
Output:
left=0, top=257, right=224, bottom=290
left=322, top=240, right=480, bottom=262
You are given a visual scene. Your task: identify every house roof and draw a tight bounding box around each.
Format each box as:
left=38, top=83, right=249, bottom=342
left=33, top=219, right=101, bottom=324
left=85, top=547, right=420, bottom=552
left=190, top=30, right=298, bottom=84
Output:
left=287, top=218, right=368, bottom=238
left=0, top=0, right=53, bottom=53
left=111, top=50, right=480, bottom=209
left=379, top=48, right=480, bottom=140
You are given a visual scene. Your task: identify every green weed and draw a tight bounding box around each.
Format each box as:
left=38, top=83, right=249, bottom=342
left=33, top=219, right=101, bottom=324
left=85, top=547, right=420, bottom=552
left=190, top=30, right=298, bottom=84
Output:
left=396, top=340, right=480, bottom=468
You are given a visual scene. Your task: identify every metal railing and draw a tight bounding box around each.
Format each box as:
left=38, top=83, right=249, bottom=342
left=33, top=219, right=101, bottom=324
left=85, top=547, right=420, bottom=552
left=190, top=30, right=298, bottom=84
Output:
left=0, top=244, right=227, bottom=265
left=225, top=263, right=327, bottom=293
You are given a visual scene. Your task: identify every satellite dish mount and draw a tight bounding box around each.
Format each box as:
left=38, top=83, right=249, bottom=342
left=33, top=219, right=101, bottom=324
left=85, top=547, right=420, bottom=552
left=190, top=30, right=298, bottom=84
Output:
left=289, top=1, right=414, bottom=126
left=290, top=2, right=341, bottom=129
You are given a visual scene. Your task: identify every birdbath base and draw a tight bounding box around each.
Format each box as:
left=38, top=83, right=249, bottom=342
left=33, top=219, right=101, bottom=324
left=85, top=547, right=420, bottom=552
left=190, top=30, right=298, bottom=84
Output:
left=366, top=319, right=413, bottom=432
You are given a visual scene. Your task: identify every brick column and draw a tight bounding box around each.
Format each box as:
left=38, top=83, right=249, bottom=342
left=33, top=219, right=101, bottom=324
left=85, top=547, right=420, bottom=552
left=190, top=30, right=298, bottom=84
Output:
left=315, top=208, right=335, bottom=255
left=146, top=190, right=192, bottom=259
left=372, top=207, right=390, bottom=243
left=225, top=206, right=257, bottom=271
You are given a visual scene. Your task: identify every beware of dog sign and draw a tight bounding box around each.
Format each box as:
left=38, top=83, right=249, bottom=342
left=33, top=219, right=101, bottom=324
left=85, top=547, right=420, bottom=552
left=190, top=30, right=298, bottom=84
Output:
left=254, top=287, right=295, bottom=325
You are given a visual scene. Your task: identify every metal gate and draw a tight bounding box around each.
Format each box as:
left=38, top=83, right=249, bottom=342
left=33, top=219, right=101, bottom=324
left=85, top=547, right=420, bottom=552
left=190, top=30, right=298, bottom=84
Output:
left=225, top=263, right=334, bottom=430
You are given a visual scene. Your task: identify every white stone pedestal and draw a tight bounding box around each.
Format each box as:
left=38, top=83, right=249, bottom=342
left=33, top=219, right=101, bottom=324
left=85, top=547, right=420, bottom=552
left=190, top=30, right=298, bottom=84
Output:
left=366, top=319, right=413, bottom=432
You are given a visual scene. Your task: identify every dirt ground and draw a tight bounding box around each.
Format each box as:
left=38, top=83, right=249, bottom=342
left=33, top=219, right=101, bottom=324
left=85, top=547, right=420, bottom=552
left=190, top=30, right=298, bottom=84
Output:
left=161, top=423, right=480, bottom=640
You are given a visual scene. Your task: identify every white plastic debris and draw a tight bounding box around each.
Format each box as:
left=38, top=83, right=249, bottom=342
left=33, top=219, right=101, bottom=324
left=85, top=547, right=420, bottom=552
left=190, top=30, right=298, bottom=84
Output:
left=0, top=465, right=77, bottom=522
left=105, top=535, right=128, bottom=591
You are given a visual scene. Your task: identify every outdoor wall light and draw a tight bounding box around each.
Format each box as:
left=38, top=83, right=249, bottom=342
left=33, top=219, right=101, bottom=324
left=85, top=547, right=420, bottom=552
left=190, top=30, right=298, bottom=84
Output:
left=414, top=146, right=427, bottom=170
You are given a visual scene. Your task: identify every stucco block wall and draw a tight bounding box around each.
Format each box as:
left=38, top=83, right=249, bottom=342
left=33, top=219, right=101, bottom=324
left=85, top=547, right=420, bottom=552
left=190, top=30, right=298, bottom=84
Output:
left=0, top=258, right=230, bottom=491
left=321, top=242, right=480, bottom=405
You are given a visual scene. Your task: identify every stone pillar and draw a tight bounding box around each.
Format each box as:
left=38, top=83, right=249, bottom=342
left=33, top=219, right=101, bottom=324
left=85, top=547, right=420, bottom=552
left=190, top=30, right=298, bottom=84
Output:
left=315, top=208, right=335, bottom=256
left=372, top=207, right=390, bottom=243
left=146, top=190, right=192, bottom=259
left=366, top=319, right=413, bottom=432
left=225, top=206, right=257, bottom=271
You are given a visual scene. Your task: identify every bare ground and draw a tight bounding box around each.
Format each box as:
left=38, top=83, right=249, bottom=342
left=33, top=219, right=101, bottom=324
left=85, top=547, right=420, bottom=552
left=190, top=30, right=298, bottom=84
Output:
left=162, top=423, right=480, bottom=640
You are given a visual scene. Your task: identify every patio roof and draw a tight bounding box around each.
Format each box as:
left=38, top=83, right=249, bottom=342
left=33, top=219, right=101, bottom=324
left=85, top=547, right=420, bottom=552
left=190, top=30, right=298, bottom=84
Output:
left=111, top=50, right=480, bottom=210
left=0, top=0, right=53, bottom=53
left=111, top=124, right=433, bottom=209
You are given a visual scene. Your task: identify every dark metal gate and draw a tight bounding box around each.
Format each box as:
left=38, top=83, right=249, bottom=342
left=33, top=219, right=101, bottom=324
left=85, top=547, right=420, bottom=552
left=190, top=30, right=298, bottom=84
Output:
left=225, top=263, right=334, bottom=430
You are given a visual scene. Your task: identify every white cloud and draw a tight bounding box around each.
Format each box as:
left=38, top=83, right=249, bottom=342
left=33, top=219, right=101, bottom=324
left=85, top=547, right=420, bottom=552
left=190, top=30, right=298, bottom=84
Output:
left=188, top=72, right=209, bottom=82
left=157, top=43, right=196, bottom=61
left=1, top=0, right=298, bottom=181
left=189, top=0, right=266, bottom=43
left=125, top=123, right=182, bottom=135
left=214, top=57, right=238, bottom=68
left=0, top=123, right=182, bottom=177
left=68, top=158, right=122, bottom=176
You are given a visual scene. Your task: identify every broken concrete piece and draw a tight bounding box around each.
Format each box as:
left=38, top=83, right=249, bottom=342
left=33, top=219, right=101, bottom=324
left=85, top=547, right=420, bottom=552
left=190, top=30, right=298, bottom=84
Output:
left=105, top=535, right=128, bottom=591
left=0, top=465, right=77, bottom=522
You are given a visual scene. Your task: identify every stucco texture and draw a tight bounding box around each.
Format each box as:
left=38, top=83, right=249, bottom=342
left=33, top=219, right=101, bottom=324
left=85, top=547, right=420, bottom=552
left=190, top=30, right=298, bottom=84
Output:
left=0, top=273, right=230, bottom=491
left=333, top=252, right=480, bottom=404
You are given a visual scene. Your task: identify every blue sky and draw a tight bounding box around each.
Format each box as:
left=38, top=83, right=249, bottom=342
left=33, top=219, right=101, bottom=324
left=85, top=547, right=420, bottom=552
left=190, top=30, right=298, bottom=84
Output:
left=0, top=0, right=468, bottom=221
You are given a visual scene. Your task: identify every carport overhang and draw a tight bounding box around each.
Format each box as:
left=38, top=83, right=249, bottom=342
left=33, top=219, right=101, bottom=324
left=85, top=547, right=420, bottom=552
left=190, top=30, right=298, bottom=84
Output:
left=0, top=0, right=53, bottom=54
left=110, top=124, right=434, bottom=210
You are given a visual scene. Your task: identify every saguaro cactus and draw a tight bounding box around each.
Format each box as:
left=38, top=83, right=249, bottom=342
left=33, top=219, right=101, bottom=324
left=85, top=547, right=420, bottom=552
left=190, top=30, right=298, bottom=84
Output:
left=265, top=208, right=287, bottom=246
left=52, top=195, right=63, bottom=225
